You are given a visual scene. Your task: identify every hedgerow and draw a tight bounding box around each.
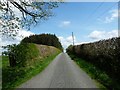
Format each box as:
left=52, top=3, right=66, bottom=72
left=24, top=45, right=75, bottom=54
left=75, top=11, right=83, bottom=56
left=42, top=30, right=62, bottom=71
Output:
left=66, top=37, right=120, bottom=89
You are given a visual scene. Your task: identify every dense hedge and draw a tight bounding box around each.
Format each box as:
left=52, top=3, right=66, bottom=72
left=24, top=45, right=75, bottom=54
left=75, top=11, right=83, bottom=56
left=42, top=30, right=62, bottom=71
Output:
left=66, top=37, right=120, bottom=83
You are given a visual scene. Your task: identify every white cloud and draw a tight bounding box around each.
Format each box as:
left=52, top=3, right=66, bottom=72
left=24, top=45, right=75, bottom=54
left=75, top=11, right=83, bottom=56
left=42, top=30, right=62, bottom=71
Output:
left=66, top=36, right=76, bottom=43
left=58, top=30, right=118, bottom=51
left=88, top=30, right=118, bottom=40
left=88, top=30, right=105, bottom=39
left=104, top=9, right=118, bottom=23
left=16, top=29, right=34, bottom=41
left=0, top=29, right=34, bottom=47
left=75, top=42, right=90, bottom=45
left=0, top=29, right=34, bottom=55
left=58, top=36, right=90, bottom=52
left=58, top=36, right=78, bottom=50
left=59, top=21, right=71, bottom=27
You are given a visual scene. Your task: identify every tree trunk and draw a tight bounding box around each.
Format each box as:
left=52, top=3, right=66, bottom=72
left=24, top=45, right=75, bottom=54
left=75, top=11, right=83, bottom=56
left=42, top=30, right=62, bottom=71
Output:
left=9, top=53, right=16, bottom=67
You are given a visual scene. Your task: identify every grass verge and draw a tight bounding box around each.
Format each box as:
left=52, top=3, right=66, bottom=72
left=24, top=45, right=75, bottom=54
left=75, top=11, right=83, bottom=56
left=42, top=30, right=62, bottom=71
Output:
left=68, top=54, right=119, bottom=90
left=2, top=51, right=60, bottom=90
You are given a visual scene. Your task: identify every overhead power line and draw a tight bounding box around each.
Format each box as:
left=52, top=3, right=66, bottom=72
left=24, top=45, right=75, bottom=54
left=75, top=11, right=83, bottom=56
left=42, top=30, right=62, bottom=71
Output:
left=85, top=2, right=117, bottom=26
left=86, top=2, right=104, bottom=20
left=97, top=2, right=117, bottom=19
left=84, top=2, right=104, bottom=26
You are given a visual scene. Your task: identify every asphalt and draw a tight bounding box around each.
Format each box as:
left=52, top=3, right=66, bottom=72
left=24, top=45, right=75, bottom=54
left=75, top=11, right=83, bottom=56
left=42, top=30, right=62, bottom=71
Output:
left=18, top=53, right=98, bottom=88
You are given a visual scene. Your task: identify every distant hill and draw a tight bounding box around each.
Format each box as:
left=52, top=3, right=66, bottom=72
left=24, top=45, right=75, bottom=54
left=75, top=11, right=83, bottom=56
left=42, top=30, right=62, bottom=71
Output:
left=21, top=34, right=63, bottom=51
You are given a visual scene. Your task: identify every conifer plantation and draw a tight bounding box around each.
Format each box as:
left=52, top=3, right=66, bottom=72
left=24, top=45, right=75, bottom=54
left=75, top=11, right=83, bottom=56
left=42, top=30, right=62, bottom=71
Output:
left=21, top=34, right=63, bottom=51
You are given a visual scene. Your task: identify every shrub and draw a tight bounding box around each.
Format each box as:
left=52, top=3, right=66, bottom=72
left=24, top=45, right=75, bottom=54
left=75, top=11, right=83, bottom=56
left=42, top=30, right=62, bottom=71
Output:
left=9, top=43, right=39, bottom=67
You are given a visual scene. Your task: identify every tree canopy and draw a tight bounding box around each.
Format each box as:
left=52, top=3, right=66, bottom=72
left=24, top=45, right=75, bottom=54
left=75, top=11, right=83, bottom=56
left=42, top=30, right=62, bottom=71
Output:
left=21, top=33, right=63, bottom=50
left=0, top=0, right=62, bottom=37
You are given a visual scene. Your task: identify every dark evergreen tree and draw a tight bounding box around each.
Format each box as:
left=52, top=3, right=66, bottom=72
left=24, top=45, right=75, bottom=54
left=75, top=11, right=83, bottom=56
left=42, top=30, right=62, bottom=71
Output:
left=21, top=34, right=63, bottom=51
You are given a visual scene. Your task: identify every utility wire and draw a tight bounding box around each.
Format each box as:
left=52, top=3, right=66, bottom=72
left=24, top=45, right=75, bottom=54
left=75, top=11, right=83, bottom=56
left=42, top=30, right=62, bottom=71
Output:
left=85, top=2, right=117, bottom=26
left=86, top=2, right=104, bottom=20
left=84, top=2, right=104, bottom=26
left=96, top=2, right=117, bottom=19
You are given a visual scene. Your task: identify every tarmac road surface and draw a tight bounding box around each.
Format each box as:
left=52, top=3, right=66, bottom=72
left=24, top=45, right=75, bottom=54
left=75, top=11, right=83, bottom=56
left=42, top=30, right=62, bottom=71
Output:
left=19, top=53, right=98, bottom=88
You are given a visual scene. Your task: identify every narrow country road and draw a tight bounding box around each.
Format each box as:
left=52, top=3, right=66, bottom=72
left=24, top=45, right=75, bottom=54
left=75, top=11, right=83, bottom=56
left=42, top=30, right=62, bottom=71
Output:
left=19, top=53, right=98, bottom=88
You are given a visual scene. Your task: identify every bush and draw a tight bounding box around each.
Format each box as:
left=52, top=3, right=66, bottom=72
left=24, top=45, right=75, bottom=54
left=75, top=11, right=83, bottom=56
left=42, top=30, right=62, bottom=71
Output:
left=9, top=43, right=39, bottom=67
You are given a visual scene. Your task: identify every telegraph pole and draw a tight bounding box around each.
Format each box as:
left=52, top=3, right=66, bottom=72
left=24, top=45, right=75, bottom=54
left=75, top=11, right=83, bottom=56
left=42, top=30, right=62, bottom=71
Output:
left=118, top=1, right=120, bottom=37
left=72, top=32, right=74, bottom=46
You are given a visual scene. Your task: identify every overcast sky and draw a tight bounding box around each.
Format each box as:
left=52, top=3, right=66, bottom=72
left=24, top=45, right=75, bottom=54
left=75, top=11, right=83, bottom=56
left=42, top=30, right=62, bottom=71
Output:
left=1, top=1, right=119, bottom=52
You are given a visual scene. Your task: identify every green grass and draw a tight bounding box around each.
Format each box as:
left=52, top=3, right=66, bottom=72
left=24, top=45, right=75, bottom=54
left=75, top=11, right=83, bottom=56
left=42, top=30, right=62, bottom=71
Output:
left=15, top=52, right=60, bottom=88
left=0, top=56, right=2, bottom=90
left=2, top=56, right=9, bottom=68
left=68, top=54, right=116, bottom=90
left=2, top=49, right=61, bottom=90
